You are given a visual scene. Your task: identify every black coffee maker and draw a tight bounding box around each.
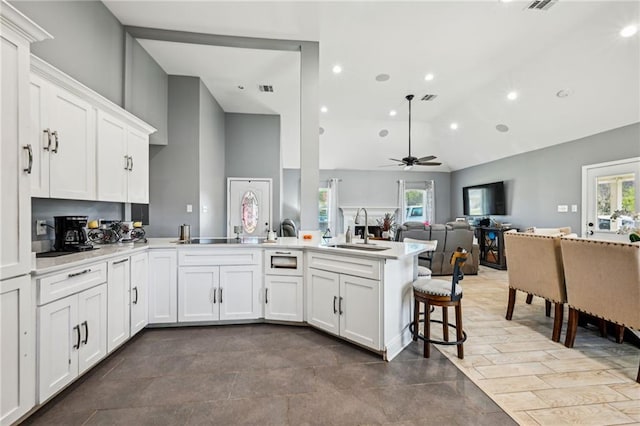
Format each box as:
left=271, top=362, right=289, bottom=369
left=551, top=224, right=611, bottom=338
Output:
left=54, top=216, right=93, bottom=252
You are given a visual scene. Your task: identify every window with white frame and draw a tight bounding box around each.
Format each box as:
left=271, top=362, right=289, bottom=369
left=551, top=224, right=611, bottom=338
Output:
left=319, top=187, right=329, bottom=231
left=596, top=173, right=635, bottom=232
left=402, top=181, right=435, bottom=224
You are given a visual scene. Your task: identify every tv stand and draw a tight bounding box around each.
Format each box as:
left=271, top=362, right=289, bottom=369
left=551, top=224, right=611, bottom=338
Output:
left=478, top=227, right=511, bottom=270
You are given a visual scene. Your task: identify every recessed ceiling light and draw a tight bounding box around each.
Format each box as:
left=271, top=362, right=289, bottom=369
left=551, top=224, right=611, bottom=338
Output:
left=496, top=124, right=509, bottom=133
left=379, top=129, right=389, bottom=137
left=620, top=24, right=638, bottom=38
left=499, top=0, right=513, bottom=3
left=375, top=74, right=390, bottom=82
left=507, top=91, right=518, bottom=101
left=332, top=64, right=342, bottom=74
left=424, top=73, right=435, bottom=81
left=389, top=110, right=397, bottom=117
left=320, top=106, right=328, bottom=113
left=450, top=122, right=459, bottom=130
left=319, top=127, right=325, bottom=135
left=556, top=89, right=572, bottom=98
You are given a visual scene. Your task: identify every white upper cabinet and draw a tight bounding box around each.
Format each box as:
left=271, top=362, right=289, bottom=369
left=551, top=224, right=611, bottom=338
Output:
left=96, top=112, right=150, bottom=203
left=30, top=55, right=155, bottom=203
left=1, top=3, right=50, bottom=282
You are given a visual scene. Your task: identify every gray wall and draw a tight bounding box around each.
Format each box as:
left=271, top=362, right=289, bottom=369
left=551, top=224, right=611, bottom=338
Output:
left=225, top=113, right=281, bottom=232
left=126, top=35, right=168, bottom=146
left=148, top=76, right=201, bottom=237
left=199, top=81, right=226, bottom=237
left=450, top=123, right=640, bottom=232
left=12, top=0, right=125, bottom=106
left=282, top=169, right=451, bottom=230
left=31, top=199, right=123, bottom=242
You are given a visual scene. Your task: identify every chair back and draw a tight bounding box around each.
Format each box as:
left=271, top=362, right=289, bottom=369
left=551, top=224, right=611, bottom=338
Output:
left=504, top=232, right=567, bottom=303
left=560, top=238, right=640, bottom=328
left=449, top=248, right=467, bottom=302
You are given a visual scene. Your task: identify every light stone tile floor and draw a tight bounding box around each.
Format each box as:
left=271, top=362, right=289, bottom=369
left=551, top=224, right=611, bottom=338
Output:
left=431, top=266, right=640, bottom=425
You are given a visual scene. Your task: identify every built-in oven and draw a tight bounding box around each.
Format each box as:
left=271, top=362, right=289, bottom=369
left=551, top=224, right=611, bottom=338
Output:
left=264, top=249, right=303, bottom=276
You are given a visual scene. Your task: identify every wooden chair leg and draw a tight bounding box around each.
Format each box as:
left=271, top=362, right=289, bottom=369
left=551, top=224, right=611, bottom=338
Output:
left=424, top=300, right=431, bottom=358
left=615, top=325, right=625, bottom=344
left=506, top=288, right=516, bottom=320
left=455, top=303, right=464, bottom=359
left=637, top=361, right=640, bottom=384
left=598, top=318, right=607, bottom=338
left=442, top=307, right=449, bottom=342
left=551, top=303, right=563, bottom=342
left=545, top=300, right=551, bottom=317
left=413, top=298, right=419, bottom=342
left=526, top=294, right=534, bottom=304
left=565, top=307, right=579, bottom=348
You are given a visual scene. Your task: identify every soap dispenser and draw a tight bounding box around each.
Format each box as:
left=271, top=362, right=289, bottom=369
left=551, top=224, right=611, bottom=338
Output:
left=345, top=226, right=352, bottom=243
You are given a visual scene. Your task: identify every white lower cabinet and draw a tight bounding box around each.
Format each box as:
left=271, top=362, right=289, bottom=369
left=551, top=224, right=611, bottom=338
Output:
left=1, top=275, right=35, bottom=426
left=306, top=267, right=381, bottom=350
left=264, top=275, right=303, bottom=322
left=130, top=252, right=149, bottom=335
left=178, top=264, right=262, bottom=322
left=107, top=257, right=131, bottom=352
left=148, top=250, right=177, bottom=324
left=38, top=283, right=107, bottom=403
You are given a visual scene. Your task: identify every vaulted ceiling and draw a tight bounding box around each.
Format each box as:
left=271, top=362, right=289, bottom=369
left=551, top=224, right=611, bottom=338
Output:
left=103, top=0, right=640, bottom=171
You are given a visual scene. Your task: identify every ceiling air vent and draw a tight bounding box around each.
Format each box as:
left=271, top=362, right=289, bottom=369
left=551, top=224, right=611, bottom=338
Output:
left=258, top=85, right=274, bottom=92
left=421, top=94, right=438, bottom=101
left=526, top=0, right=558, bottom=11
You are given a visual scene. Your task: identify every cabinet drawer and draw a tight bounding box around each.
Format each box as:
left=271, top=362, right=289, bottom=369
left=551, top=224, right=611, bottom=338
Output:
left=178, top=249, right=261, bottom=266
left=37, top=262, right=107, bottom=305
left=306, top=252, right=381, bottom=280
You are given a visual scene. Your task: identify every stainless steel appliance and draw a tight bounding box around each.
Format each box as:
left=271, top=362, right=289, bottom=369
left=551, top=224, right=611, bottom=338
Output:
left=53, top=216, right=93, bottom=251
left=179, top=224, right=191, bottom=241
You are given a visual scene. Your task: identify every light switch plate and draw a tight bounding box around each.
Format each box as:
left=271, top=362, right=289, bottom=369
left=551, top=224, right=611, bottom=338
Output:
left=571, top=204, right=578, bottom=212
left=557, top=205, right=568, bottom=213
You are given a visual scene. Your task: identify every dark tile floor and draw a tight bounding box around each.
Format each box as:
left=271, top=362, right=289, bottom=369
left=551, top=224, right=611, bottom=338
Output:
left=24, top=324, right=516, bottom=425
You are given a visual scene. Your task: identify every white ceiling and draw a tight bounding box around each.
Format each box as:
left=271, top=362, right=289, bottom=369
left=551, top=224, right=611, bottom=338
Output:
left=103, top=0, right=640, bottom=172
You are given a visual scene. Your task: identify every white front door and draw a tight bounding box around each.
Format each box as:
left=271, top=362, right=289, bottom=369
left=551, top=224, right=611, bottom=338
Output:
left=227, top=178, right=272, bottom=238
left=582, top=157, right=640, bottom=241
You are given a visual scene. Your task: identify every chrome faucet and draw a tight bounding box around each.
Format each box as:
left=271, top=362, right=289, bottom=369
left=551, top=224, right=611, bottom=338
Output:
left=355, top=208, right=369, bottom=244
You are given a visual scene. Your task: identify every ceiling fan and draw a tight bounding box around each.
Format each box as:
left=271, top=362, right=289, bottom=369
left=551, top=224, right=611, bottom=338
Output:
left=389, top=94, right=441, bottom=170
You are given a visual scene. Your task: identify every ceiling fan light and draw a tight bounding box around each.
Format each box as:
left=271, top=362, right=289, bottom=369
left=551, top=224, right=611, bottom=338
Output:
left=404, top=165, right=413, bottom=171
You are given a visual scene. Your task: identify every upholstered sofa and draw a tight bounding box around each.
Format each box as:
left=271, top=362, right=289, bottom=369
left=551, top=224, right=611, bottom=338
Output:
left=396, top=222, right=479, bottom=275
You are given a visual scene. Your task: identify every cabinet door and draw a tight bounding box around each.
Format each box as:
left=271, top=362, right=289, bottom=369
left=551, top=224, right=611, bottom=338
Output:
left=265, top=275, right=303, bottom=322
left=38, top=294, right=78, bottom=403
left=306, top=268, right=340, bottom=335
left=178, top=266, right=219, bottom=322
left=126, top=128, right=149, bottom=203
left=29, top=75, right=51, bottom=198
left=148, top=250, right=177, bottom=324
left=219, top=265, right=262, bottom=321
left=48, top=85, right=96, bottom=200
left=130, top=252, right=149, bottom=335
left=96, top=111, right=127, bottom=202
left=0, top=31, right=31, bottom=280
left=339, top=275, right=381, bottom=350
left=77, top=284, right=107, bottom=374
left=107, top=258, right=131, bottom=353
left=1, top=276, right=35, bottom=425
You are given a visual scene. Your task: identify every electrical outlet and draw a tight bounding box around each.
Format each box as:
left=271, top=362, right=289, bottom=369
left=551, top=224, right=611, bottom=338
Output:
left=571, top=204, right=578, bottom=212
left=202, top=205, right=208, bottom=213
left=186, top=204, right=193, bottom=213
left=36, top=220, right=47, bottom=236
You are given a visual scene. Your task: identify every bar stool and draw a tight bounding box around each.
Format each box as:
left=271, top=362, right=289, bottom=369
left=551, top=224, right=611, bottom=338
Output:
left=410, top=248, right=467, bottom=359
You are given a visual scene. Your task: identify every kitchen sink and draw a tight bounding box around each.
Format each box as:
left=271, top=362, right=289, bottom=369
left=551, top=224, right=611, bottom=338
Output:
left=329, top=243, right=390, bottom=251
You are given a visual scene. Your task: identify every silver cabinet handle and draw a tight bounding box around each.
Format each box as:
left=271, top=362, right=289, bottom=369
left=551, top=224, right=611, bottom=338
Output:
left=124, top=155, right=129, bottom=170
left=333, top=296, right=337, bottom=314
left=339, top=297, right=344, bottom=315
left=52, top=130, right=59, bottom=153
left=43, top=129, right=52, bottom=151
left=113, top=258, right=129, bottom=265
left=275, top=251, right=291, bottom=255
left=219, top=288, right=223, bottom=304
left=68, top=268, right=91, bottom=278
left=23, top=145, right=33, bottom=174
left=129, top=156, right=133, bottom=171
left=265, top=288, right=269, bottom=304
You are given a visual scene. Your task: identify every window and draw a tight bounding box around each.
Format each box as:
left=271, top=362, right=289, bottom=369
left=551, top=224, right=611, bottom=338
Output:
left=596, top=173, right=635, bottom=232
left=319, top=187, right=329, bottom=231
left=402, top=181, right=435, bottom=224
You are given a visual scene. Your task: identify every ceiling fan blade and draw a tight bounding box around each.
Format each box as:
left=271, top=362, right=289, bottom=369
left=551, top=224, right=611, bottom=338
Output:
left=417, top=155, right=436, bottom=162
left=415, top=161, right=442, bottom=166
left=389, top=158, right=405, bottom=163
left=378, top=164, right=401, bottom=167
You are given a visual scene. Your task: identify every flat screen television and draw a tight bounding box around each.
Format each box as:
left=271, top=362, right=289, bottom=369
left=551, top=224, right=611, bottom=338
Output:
left=462, top=181, right=506, bottom=216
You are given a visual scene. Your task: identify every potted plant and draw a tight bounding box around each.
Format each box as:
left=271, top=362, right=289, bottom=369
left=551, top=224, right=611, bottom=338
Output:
left=378, top=213, right=396, bottom=239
